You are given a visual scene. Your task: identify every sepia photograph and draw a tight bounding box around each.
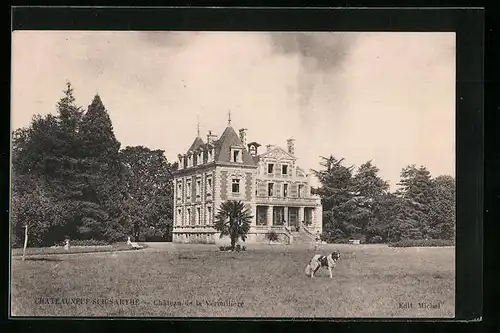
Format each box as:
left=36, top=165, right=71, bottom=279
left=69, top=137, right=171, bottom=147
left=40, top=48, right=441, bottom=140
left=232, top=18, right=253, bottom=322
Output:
left=10, top=30, right=456, bottom=318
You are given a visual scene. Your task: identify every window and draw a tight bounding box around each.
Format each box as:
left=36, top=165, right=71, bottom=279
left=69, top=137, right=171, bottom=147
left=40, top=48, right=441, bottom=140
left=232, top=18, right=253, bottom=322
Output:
left=283, top=183, right=288, bottom=197
left=232, top=179, right=240, bottom=193
left=196, top=207, right=201, bottom=225
left=177, top=182, right=182, bottom=198
left=187, top=208, right=191, bottom=225
left=207, top=206, right=212, bottom=224
left=298, top=184, right=304, bottom=198
left=187, top=181, right=192, bottom=198
left=177, top=209, right=182, bottom=225
left=256, top=206, right=267, bottom=225
left=268, top=183, right=274, bottom=196
left=207, top=177, right=212, bottom=193
left=232, top=149, right=241, bottom=163
left=188, top=155, right=193, bottom=167
left=196, top=179, right=201, bottom=197
left=268, top=163, right=274, bottom=174
left=282, top=164, right=288, bottom=175
left=198, top=152, right=203, bottom=165
left=208, top=149, right=213, bottom=161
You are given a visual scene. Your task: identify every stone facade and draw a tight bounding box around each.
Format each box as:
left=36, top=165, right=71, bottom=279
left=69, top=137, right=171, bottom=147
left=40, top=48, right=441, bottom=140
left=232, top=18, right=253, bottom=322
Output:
left=172, top=121, right=323, bottom=244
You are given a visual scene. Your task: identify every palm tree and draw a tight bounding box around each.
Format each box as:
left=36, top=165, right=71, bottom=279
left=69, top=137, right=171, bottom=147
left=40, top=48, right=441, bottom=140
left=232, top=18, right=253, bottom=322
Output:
left=214, top=200, right=252, bottom=251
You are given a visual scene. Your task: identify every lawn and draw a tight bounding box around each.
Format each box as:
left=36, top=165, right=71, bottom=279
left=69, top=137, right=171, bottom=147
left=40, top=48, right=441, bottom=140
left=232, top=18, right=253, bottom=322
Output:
left=10, top=243, right=455, bottom=318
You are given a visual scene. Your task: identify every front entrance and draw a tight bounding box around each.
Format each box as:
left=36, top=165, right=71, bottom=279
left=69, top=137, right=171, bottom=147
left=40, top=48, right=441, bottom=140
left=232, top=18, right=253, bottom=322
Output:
left=288, top=207, right=299, bottom=229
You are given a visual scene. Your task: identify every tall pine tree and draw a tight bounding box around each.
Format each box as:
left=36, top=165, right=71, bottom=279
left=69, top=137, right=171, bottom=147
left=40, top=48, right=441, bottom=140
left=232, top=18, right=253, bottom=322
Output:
left=350, top=161, right=390, bottom=241
left=393, top=165, right=435, bottom=240
left=77, top=94, right=126, bottom=240
left=312, top=156, right=356, bottom=241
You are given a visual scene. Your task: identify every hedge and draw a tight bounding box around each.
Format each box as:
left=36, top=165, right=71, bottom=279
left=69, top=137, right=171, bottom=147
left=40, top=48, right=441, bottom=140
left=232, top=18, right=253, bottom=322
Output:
left=389, top=239, right=455, bottom=247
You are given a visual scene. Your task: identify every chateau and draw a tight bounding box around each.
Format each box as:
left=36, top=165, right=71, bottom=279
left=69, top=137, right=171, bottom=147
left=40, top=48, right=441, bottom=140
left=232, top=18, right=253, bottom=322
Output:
left=172, top=117, right=323, bottom=244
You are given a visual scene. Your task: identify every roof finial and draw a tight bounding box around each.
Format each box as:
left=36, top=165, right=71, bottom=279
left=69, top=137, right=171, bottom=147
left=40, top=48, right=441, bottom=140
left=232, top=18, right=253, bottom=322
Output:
left=197, top=113, right=200, bottom=137
left=228, top=109, right=232, bottom=126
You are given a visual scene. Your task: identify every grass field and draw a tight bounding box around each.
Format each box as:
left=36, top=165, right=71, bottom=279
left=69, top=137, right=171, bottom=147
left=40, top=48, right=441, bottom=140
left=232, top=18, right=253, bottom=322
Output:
left=10, top=243, right=455, bottom=318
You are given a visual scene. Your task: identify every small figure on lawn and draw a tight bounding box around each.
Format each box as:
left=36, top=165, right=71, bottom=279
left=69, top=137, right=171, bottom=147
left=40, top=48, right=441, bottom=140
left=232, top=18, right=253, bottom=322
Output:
left=314, top=234, right=321, bottom=251
left=127, top=236, right=143, bottom=250
left=64, top=237, right=70, bottom=251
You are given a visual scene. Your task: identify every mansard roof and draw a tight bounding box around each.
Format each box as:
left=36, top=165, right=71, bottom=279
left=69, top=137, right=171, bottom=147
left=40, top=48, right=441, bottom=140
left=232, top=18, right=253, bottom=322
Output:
left=181, top=125, right=257, bottom=166
left=214, top=126, right=257, bottom=165
left=188, top=136, right=205, bottom=152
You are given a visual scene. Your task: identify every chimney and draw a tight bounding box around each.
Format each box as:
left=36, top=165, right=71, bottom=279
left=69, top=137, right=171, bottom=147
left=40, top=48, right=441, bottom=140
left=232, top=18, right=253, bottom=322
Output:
left=266, top=144, right=275, bottom=152
left=287, top=138, right=295, bottom=155
left=239, top=128, right=247, bottom=146
left=207, top=130, right=218, bottom=144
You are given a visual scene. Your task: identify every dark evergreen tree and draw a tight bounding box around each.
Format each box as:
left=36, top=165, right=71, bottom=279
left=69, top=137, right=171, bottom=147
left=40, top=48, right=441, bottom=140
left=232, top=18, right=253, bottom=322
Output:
left=350, top=161, right=390, bottom=241
left=312, top=156, right=356, bottom=241
left=429, top=175, right=456, bottom=240
left=392, top=165, right=435, bottom=240
left=76, top=94, right=126, bottom=241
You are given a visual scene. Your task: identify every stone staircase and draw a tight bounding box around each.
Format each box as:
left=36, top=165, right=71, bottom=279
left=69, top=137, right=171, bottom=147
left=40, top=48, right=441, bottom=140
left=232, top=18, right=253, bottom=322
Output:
left=290, top=228, right=317, bottom=246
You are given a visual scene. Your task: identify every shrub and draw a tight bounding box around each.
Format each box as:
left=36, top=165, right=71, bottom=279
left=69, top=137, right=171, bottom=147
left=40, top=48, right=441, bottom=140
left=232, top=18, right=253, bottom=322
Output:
left=369, top=235, right=384, bottom=244
left=219, top=245, right=246, bottom=252
left=320, top=230, right=350, bottom=244
left=63, top=239, right=110, bottom=246
left=389, top=239, right=455, bottom=248
left=265, top=231, right=279, bottom=242
left=235, top=244, right=246, bottom=251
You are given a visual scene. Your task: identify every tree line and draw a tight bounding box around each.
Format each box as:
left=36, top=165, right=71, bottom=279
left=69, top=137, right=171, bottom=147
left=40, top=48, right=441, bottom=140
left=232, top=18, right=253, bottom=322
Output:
left=312, top=156, right=456, bottom=243
left=11, top=83, right=176, bottom=247
left=11, top=83, right=455, bottom=248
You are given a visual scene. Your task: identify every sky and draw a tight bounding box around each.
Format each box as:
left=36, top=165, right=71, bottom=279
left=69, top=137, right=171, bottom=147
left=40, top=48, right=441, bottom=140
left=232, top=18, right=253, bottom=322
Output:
left=11, top=31, right=456, bottom=190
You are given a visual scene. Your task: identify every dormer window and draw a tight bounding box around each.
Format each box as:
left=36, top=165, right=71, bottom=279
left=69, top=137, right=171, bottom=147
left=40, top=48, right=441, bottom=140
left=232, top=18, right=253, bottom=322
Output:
left=208, top=148, right=214, bottom=162
left=230, top=147, right=242, bottom=163
left=197, top=152, right=203, bottom=165
left=187, top=154, right=193, bottom=167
